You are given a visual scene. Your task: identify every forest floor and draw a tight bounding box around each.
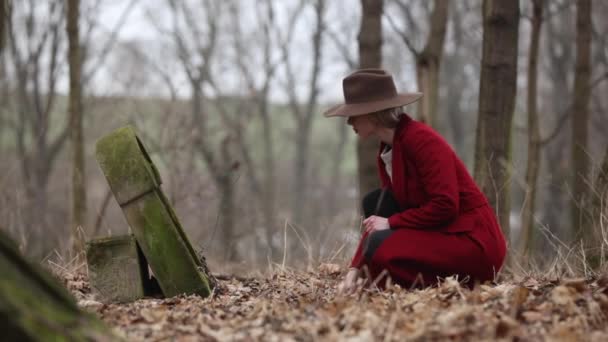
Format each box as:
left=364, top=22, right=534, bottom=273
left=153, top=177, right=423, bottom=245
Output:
left=60, top=264, right=608, bottom=341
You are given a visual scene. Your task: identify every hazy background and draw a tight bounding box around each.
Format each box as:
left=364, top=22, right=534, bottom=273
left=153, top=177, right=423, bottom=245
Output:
left=1, top=0, right=607, bottom=273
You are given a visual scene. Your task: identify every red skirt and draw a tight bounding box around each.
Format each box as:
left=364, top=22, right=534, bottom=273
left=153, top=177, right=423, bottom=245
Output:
left=356, top=205, right=506, bottom=289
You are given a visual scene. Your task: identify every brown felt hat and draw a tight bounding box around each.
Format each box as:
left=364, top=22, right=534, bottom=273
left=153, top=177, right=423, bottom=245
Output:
left=323, top=69, right=423, bottom=117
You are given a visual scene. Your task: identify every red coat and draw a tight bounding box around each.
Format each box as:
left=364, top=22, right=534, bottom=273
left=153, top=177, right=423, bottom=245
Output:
left=350, top=115, right=507, bottom=287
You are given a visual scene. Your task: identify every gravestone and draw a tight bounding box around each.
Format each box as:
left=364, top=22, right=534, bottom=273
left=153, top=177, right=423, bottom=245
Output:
left=86, top=234, right=157, bottom=303
left=95, top=126, right=211, bottom=298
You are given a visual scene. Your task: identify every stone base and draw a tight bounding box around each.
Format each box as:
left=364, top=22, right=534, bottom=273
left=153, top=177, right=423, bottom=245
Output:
left=86, top=235, right=161, bottom=303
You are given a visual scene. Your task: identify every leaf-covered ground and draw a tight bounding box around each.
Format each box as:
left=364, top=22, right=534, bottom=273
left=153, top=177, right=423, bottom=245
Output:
left=62, top=264, right=608, bottom=341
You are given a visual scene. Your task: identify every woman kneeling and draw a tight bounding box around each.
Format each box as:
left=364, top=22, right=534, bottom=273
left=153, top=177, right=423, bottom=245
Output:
left=323, top=69, right=507, bottom=293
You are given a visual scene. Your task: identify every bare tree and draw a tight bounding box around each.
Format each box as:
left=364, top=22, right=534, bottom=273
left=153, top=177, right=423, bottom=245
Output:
left=0, top=0, right=7, bottom=52
left=357, top=0, right=383, bottom=201
left=324, top=2, right=358, bottom=218
left=0, top=0, right=137, bottom=255
left=165, top=0, right=245, bottom=261
left=229, top=0, right=280, bottom=259
left=539, top=3, right=575, bottom=245
left=440, top=2, right=466, bottom=156
left=387, top=0, right=449, bottom=129
left=6, top=1, right=69, bottom=249
left=520, top=0, right=545, bottom=258
left=66, top=0, right=85, bottom=256
left=571, top=0, right=592, bottom=243
left=440, top=0, right=482, bottom=160
left=278, top=0, right=326, bottom=228
left=473, top=1, right=520, bottom=242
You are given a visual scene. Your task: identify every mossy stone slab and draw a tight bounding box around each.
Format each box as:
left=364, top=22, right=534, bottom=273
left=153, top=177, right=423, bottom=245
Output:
left=95, top=126, right=161, bottom=205
left=123, top=191, right=210, bottom=297
left=0, top=230, right=114, bottom=341
left=86, top=235, right=148, bottom=303
left=95, top=126, right=211, bottom=298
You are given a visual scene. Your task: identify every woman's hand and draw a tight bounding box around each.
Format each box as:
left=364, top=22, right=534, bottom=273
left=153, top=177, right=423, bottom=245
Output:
left=363, top=215, right=390, bottom=234
left=337, top=268, right=359, bottom=295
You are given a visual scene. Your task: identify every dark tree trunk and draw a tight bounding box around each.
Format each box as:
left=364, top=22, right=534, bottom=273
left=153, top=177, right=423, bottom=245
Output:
left=0, top=0, right=7, bottom=52
left=473, top=0, right=520, bottom=242
left=326, top=120, right=348, bottom=216
left=442, top=4, right=466, bottom=157
left=571, top=0, right=592, bottom=244
left=540, top=12, right=574, bottom=249
left=260, top=92, right=278, bottom=258
left=219, top=174, right=237, bottom=262
left=293, top=117, right=312, bottom=226
left=416, top=0, right=448, bottom=129
left=592, top=149, right=608, bottom=240
left=520, top=0, right=544, bottom=258
left=67, top=0, right=87, bottom=256
left=357, top=0, right=383, bottom=200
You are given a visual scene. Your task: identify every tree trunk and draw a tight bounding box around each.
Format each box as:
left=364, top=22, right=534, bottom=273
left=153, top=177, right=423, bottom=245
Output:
left=9, top=2, right=70, bottom=254
left=0, top=0, right=7, bottom=52
left=327, top=120, right=348, bottom=216
left=67, top=0, right=87, bottom=257
left=473, top=0, right=520, bottom=242
left=442, top=3, right=466, bottom=157
left=416, top=0, right=449, bottom=129
left=592, top=149, right=608, bottom=237
left=24, top=165, right=52, bottom=254
left=260, top=94, right=278, bottom=259
left=520, top=0, right=544, bottom=258
left=219, top=136, right=238, bottom=262
left=191, top=82, right=239, bottom=262
left=540, top=13, right=574, bottom=247
left=571, top=0, right=592, bottom=244
left=290, top=0, right=324, bottom=229
left=258, top=3, right=279, bottom=260
left=293, top=118, right=312, bottom=226
left=357, top=0, right=383, bottom=199
left=0, top=229, right=114, bottom=340
left=219, top=176, right=237, bottom=262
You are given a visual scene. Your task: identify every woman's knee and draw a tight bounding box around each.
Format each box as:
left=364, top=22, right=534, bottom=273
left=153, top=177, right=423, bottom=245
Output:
left=363, top=229, right=393, bottom=262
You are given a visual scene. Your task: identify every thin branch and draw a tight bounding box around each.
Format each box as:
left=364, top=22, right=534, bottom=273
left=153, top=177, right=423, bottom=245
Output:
left=540, top=72, right=608, bottom=146
left=82, top=0, right=139, bottom=85
left=276, top=0, right=306, bottom=120
left=384, top=11, right=418, bottom=56
left=326, top=25, right=356, bottom=69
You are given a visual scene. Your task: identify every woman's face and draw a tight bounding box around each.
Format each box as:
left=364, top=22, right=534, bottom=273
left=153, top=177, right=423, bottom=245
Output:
left=347, top=114, right=376, bottom=139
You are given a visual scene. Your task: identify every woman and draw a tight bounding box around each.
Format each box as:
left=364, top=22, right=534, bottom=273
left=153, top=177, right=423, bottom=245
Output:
left=324, top=69, right=507, bottom=293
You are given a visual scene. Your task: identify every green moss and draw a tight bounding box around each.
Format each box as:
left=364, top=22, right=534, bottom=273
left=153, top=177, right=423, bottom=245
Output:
left=0, top=231, right=114, bottom=341
left=86, top=235, right=147, bottom=303
left=157, top=190, right=202, bottom=267
left=95, top=126, right=161, bottom=205
left=96, top=126, right=211, bottom=298
left=124, top=192, right=211, bottom=298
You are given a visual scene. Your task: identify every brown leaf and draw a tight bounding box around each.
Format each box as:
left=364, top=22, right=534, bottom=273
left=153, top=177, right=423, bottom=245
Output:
left=521, top=311, right=544, bottom=323
left=510, top=286, right=530, bottom=317
left=551, top=285, right=575, bottom=306
left=562, top=278, right=587, bottom=292
left=318, top=263, right=341, bottom=276
left=495, top=314, right=518, bottom=338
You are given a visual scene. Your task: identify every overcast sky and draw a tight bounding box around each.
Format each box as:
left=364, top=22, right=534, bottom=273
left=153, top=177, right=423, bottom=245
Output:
left=95, top=0, right=419, bottom=105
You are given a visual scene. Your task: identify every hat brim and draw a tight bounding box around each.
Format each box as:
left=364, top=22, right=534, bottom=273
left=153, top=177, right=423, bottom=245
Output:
left=323, top=92, right=423, bottom=118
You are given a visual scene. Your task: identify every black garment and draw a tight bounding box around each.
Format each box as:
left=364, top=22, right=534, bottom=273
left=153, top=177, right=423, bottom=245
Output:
left=361, top=188, right=401, bottom=262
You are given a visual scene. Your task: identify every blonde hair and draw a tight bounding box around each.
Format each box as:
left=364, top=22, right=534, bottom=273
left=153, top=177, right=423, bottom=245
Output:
left=370, top=107, right=404, bottom=128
